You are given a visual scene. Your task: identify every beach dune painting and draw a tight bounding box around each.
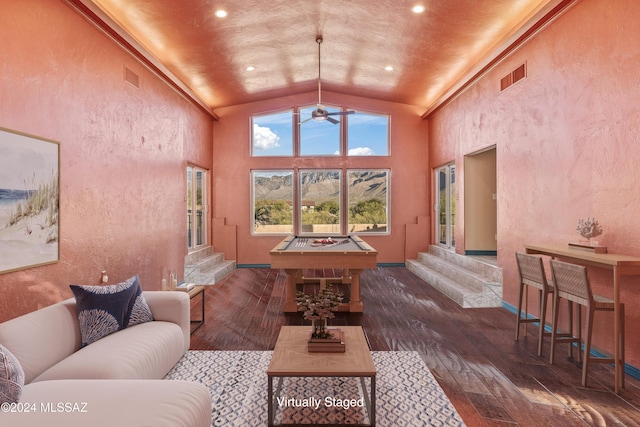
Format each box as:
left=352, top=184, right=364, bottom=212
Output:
left=0, top=128, right=59, bottom=274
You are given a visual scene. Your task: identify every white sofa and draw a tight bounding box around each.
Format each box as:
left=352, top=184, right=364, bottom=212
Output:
left=0, top=291, right=211, bottom=427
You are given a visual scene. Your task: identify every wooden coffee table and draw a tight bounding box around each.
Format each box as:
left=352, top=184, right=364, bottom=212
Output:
left=267, top=326, right=376, bottom=426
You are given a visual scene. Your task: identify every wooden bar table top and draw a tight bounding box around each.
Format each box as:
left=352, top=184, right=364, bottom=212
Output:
left=524, top=243, right=640, bottom=393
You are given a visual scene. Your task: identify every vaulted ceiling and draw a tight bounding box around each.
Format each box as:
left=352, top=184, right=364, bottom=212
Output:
left=69, top=0, right=571, bottom=116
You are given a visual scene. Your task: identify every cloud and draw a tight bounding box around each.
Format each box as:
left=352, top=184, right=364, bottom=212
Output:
left=253, top=124, right=280, bottom=151
left=348, top=147, right=375, bottom=156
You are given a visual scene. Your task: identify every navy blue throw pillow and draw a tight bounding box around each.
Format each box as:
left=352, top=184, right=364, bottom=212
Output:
left=70, top=275, right=153, bottom=347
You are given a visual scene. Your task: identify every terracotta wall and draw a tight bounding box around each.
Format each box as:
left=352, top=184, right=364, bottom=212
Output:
left=0, top=0, right=213, bottom=322
left=212, top=91, right=429, bottom=265
left=429, top=0, right=640, bottom=367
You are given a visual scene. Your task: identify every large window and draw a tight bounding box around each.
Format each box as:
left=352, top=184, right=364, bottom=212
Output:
left=251, top=107, right=390, bottom=157
left=251, top=110, right=293, bottom=156
left=347, top=111, right=389, bottom=156
left=251, top=169, right=389, bottom=235
left=348, top=170, right=389, bottom=233
left=300, top=170, right=341, bottom=234
left=299, top=105, right=341, bottom=156
left=252, top=171, right=294, bottom=234
left=187, top=165, right=208, bottom=249
left=250, top=107, right=391, bottom=235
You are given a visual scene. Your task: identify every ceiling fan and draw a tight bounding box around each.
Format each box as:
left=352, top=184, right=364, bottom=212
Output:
left=299, top=36, right=355, bottom=125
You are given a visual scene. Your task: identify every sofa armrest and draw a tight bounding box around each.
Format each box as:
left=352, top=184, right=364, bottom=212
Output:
left=142, top=291, right=190, bottom=352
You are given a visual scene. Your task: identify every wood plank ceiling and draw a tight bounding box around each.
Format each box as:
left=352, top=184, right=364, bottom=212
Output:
left=69, top=0, right=572, bottom=115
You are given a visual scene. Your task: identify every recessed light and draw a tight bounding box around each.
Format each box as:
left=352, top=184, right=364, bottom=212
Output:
left=412, top=5, right=425, bottom=14
left=246, top=66, right=255, bottom=71
left=384, top=66, right=394, bottom=71
left=215, top=10, right=228, bottom=18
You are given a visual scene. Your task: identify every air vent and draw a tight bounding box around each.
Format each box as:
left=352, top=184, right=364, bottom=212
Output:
left=124, top=66, right=140, bottom=88
left=500, top=62, right=526, bottom=91
left=500, top=74, right=512, bottom=91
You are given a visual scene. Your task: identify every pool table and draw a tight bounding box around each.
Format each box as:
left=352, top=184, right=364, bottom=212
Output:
left=270, top=235, right=378, bottom=312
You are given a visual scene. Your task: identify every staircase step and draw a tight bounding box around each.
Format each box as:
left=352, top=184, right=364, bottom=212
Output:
left=416, top=253, right=485, bottom=292
left=187, top=252, right=225, bottom=271
left=185, top=260, right=236, bottom=285
left=185, top=246, right=214, bottom=265
left=406, top=245, right=503, bottom=308
left=184, top=246, right=235, bottom=285
left=428, top=245, right=502, bottom=282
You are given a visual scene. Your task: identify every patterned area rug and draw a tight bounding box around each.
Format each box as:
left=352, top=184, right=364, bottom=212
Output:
left=165, top=350, right=465, bottom=426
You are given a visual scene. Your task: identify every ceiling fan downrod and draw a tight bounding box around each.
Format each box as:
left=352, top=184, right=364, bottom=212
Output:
left=316, top=36, right=323, bottom=108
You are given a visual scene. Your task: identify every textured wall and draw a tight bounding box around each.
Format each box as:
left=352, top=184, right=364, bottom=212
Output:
left=212, top=91, right=429, bottom=265
left=0, top=0, right=213, bottom=322
left=429, top=0, right=640, bottom=366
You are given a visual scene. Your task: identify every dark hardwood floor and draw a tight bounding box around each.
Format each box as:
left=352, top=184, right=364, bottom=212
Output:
left=189, top=267, right=640, bottom=426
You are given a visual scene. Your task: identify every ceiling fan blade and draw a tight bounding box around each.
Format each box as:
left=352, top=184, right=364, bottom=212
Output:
left=326, top=116, right=339, bottom=124
left=327, top=110, right=355, bottom=116
left=299, top=117, right=313, bottom=124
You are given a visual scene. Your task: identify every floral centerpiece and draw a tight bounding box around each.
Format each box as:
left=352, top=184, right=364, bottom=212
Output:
left=296, top=284, right=344, bottom=339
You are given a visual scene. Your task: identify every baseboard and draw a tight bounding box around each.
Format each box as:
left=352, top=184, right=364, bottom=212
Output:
left=240, top=263, right=405, bottom=269
left=464, top=250, right=497, bottom=256
left=502, top=301, right=640, bottom=381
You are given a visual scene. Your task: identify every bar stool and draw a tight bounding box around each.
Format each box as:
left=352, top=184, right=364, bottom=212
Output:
left=549, top=259, right=625, bottom=388
left=515, top=252, right=554, bottom=357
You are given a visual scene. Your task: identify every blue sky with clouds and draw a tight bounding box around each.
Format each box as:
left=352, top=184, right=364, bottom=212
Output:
left=252, top=107, right=389, bottom=157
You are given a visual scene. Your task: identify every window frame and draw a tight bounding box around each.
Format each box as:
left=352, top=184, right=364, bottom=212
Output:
left=347, top=169, right=390, bottom=235
left=250, top=109, right=294, bottom=157
left=298, top=104, right=343, bottom=157
left=298, top=169, right=342, bottom=235
left=249, top=106, right=392, bottom=236
left=251, top=170, right=295, bottom=236
left=346, top=110, right=391, bottom=157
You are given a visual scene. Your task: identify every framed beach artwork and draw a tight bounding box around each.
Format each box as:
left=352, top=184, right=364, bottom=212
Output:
left=0, top=127, right=60, bottom=274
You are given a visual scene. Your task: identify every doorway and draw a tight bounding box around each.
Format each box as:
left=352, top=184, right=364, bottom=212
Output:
left=463, top=147, right=497, bottom=255
left=435, top=163, right=455, bottom=250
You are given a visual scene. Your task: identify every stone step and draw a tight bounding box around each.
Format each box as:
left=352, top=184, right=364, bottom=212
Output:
left=416, top=253, right=486, bottom=292
left=185, top=246, right=214, bottom=266
left=406, top=246, right=502, bottom=308
left=185, top=259, right=236, bottom=285
left=428, top=245, right=502, bottom=282
left=184, top=246, right=235, bottom=285
left=187, top=252, right=225, bottom=272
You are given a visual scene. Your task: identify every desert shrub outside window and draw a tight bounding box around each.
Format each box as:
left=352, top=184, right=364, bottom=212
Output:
left=252, top=171, right=293, bottom=235
left=347, top=170, right=389, bottom=234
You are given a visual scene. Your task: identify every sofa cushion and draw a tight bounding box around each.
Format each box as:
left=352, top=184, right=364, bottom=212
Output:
left=0, top=344, right=24, bottom=404
left=70, top=275, right=153, bottom=347
left=32, top=321, right=185, bottom=382
left=2, top=379, right=212, bottom=427
left=0, top=299, right=80, bottom=385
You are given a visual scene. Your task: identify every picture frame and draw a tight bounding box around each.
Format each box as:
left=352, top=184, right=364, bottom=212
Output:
left=0, top=127, right=60, bottom=274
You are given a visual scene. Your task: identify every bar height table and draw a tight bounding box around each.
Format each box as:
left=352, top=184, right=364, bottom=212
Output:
left=524, top=243, right=640, bottom=394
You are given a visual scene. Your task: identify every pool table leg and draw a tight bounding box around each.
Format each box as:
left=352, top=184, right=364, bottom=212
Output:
left=283, top=269, right=299, bottom=312
left=349, top=268, right=364, bottom=312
